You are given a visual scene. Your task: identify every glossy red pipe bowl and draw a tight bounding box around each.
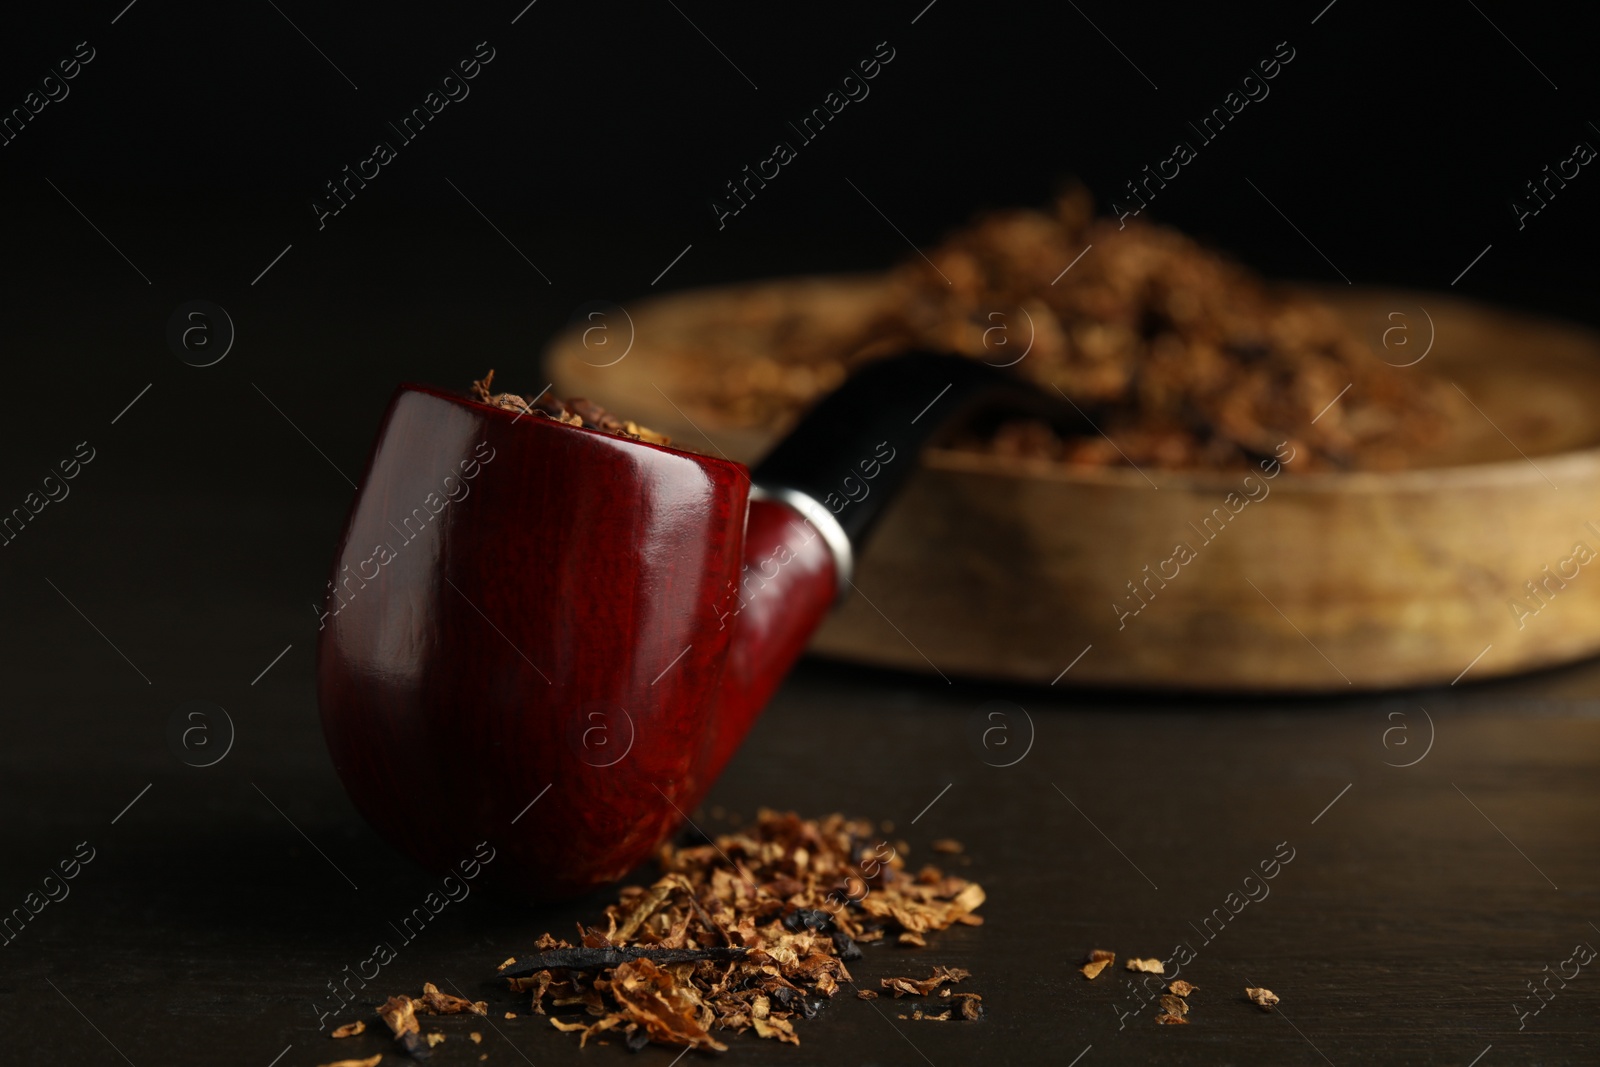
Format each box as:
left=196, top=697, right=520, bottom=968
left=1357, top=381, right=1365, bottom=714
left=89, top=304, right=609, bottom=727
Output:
left=316, top=385, right=835, bottom=900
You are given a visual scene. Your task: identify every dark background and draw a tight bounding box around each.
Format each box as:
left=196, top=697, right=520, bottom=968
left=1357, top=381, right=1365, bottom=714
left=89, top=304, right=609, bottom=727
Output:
left=3, top=2, right=1599, bottom=1065
left=3, top=0, right=1597, bottom=501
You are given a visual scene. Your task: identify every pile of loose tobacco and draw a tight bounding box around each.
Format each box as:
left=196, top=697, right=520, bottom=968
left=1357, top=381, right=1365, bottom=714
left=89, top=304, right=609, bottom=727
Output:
left=469, top=369, right=672, bottom=446
left=658, top=189, right=1459, bottom=472
left=497, top=810, right=985, bottom=1051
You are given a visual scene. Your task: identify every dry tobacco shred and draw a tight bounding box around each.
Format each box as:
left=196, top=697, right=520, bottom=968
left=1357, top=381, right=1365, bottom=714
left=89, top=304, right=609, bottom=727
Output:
left=330, top=1020, right=366, bottom=1038
left=317, top=1057, right=382, bottom=1067
left=376, top=994, right=422, bottom=1058
left=469, top=370, right=672, bottom=446
left=665, top=187, right=1459, bottom=472
left=550, top=1013, right=629, bottom=1048
left=375, top=984, right=488, bottom=1059
left=415, top=982, right=488, bottom=1018
left=1080, top=949, right=1115, bottom=980
left=1125, top=957, right=1165, bottom=974
left=497, top=811, right=984, bottom=1050
left=880, top=966, right=972, bottom=998
left=1155, top=987, right=1196, bottom=1026
left=1245, top=986, right=1280, bottom=1011
left=611, top=957, right=728, bottom=1051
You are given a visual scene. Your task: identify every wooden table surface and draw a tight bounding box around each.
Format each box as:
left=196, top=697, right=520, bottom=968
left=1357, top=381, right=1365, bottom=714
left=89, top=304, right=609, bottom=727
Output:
left=3, top=491, right=1597, bottom=1067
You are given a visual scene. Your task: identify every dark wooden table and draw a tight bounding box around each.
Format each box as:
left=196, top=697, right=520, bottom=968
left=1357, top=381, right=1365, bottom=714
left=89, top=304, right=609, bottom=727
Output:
left=3, top=489, right=1598, bottom=1067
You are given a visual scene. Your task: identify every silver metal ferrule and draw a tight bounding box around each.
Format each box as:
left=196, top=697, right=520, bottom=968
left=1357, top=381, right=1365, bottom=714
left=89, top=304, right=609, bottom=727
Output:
left=748, top=483, right=854, bottom=602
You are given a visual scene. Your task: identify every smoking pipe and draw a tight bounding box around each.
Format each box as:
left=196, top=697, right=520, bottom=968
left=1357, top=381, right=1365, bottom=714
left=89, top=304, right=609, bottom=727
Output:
left=317, top=352, right=1045, bottom=900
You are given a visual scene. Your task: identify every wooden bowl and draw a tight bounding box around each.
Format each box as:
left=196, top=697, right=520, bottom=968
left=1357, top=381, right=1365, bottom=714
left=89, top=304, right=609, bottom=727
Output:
left=546, top=277, right=1600, bottom=691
